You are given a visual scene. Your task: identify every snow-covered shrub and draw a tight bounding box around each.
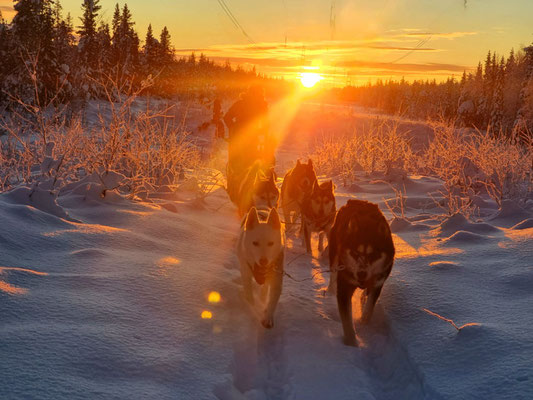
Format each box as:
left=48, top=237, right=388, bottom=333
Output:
left=467, top=128, right=532, bottom=207
left=425, top=122, right=532, bottom=213
left=0, top=76, right=202, bottom=203
left=309, top=118, right=414, bottom=184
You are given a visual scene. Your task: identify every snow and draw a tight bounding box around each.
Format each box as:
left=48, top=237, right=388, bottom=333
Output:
left=1, top=103, right=532, bottom=399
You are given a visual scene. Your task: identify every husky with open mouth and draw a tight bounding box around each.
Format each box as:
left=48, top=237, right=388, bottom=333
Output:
left=237, top=207, right=285, bottom=328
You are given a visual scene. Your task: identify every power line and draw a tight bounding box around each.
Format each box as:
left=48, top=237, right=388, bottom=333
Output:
left=216, top=0, right=256, bottom=44
left=390, top=35, right=432, bottom=64
left=330, top=0, right=336, bottom=40
left=388, top=0, right=460, bottom=64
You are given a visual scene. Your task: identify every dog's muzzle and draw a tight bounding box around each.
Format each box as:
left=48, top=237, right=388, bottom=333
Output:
left=251, top=263, right=268, bottom=284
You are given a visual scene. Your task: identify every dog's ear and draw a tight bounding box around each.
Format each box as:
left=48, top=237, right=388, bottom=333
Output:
left=312, top=180, right=319, bottom=193
left=267, top=208, right=281, bottom=230
left=296, top=159, right=301, bottom=166
left=325, top=180, right=334, bottom=191
left=246, top=207, right=259, bottom=230
left=308, top=158, right=313, bottom=167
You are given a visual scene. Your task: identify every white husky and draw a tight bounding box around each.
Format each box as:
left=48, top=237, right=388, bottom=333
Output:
left=237, top=207, right=285, bottom=329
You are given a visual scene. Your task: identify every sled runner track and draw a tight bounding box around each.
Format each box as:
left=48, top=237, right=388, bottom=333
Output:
left=213, top=298, right=293, bottom=399
left=282, top=239, right=434, bottom=400
left=231, top=314, right=292, bottom=399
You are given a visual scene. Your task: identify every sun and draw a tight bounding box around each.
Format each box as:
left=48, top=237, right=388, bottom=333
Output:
left=300, top=72, right=323, bottom=88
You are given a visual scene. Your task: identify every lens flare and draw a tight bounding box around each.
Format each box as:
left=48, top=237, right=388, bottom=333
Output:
left=201, top=310, right=213, bottom=319
left=300, top=72, right=322, bottom=88
left=208, top=291, right=221, bottom=303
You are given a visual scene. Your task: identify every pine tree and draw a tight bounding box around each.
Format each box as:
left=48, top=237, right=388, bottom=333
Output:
left=473, top=62, right=484, bottom=126
left=143, top=24, right=159, bottom=76
left=97, top=22, right=112, bottom=71
left=114, top=3, right=139, bottom=78
left=0, top=10, right=13, bottom=105
left=514, top=44, right=533, bottom=137
left=77, top=0, right=102, bottom=71
left=12, top=0, right=46, bottom=53
left=490, top=57, right=505, bottom=135
left=480, top=51, right=495, bottom=127
left=110, top=3, right=121, bottom=66
left=159, top=26, right=174, bottom=66
left=11, top=0, right=59, bottom=103
left=52, top=3, right=76, bottom=102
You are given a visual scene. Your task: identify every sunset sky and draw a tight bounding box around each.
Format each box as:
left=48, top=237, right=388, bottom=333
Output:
left=1, top=0, right=532, bottom=85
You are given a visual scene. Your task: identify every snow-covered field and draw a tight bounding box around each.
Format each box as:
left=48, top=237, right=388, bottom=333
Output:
left=1, top=104, right=532, bottom=399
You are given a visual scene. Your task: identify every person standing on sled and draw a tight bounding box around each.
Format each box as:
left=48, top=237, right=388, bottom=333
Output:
left=223, top=85, right=273, bottom=172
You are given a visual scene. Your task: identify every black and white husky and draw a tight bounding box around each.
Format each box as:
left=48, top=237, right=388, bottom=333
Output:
left=237, top=207, right=285, bottom=328
left=328, top=200, right=395, bottom=346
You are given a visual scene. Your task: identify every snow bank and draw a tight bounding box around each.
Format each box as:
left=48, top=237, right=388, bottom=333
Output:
left=489, top=200, right=532, bottom=228
left=1, top=186, right=77, bottom=222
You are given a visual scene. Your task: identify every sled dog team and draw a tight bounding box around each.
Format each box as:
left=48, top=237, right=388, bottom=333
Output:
left=230, top=159, right=395, bottom=347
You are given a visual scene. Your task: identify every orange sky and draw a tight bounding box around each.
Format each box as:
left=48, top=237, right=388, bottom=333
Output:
left=2, top=0, right=532, bottom=86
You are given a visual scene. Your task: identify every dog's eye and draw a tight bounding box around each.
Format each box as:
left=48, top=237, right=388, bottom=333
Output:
left=252, top=241, right=259, bottom=246
left=267, top=241, right=274, bottom=247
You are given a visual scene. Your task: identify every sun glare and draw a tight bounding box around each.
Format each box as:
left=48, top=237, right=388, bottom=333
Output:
left=208, top=291, right=221, bottom=303
left=300, top=72, right=322, bottom=88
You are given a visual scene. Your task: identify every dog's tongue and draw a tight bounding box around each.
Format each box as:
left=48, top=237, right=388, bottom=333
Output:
left=253, top=264, right=267, bottom=284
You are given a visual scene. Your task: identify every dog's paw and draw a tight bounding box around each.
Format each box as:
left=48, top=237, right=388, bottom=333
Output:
left=343, top=335, right=358, bottom=347
left=261, top=315, right=274, bottom=329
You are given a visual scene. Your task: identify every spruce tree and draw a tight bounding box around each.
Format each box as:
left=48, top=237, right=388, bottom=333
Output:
left=159, top=26, right=173, bottom=66
left=111, top=3, right=121, bottom=66
left=143, top=24, right=159, bottom=76
left=490, top=57, right=505, bottom=135
left=77, top=0, right=102, bottom=71
left=11, top=0, right=59, bottom=103
left=514, top=44, right=533, bottom=137
left=96, top=22, right=112, bottom=73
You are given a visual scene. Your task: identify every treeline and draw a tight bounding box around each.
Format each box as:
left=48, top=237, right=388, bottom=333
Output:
left=328, top=46, right=533, bottom=139
left=0, top=0, right=285, bottom=108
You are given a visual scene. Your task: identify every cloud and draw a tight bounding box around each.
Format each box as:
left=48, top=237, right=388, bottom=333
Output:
left=171, top=28, right=479, bottom=83
left=175, top=39, right=441, bottom=58
left=386, top=28, right=478, bottom=40
left=334, top=59, right=469, bottom=73
left=200, top=53, right=470, bottom=77
left=404, top=31, right=478, bottom=39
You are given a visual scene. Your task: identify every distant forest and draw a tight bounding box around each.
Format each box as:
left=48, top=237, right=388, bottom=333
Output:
left=326, top=46, right=533, bottom=139
left=1, top=1, right=532, bottom=140
left=0, top=0, right=287, bottom=109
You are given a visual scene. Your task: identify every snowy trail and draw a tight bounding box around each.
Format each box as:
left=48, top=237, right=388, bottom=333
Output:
left=2, top=106, right=532, bottom=399
left=0, top=178, right=430, bottom=399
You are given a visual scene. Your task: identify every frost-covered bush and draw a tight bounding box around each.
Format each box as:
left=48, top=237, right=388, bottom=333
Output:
left=468, top=129, right=532, bottom=207
left=0, top=83, right=201, bottom=200
left=309, top=119, right=414, bottom=183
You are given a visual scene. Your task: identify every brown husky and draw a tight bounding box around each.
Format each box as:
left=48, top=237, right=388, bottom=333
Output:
left=235, top=162, right=279, bottom=217
left=328, top=200, right=395, bottom=346
left=301, top=180, right=336, bottom=254
left=280, top=159, right=318, bottom=232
